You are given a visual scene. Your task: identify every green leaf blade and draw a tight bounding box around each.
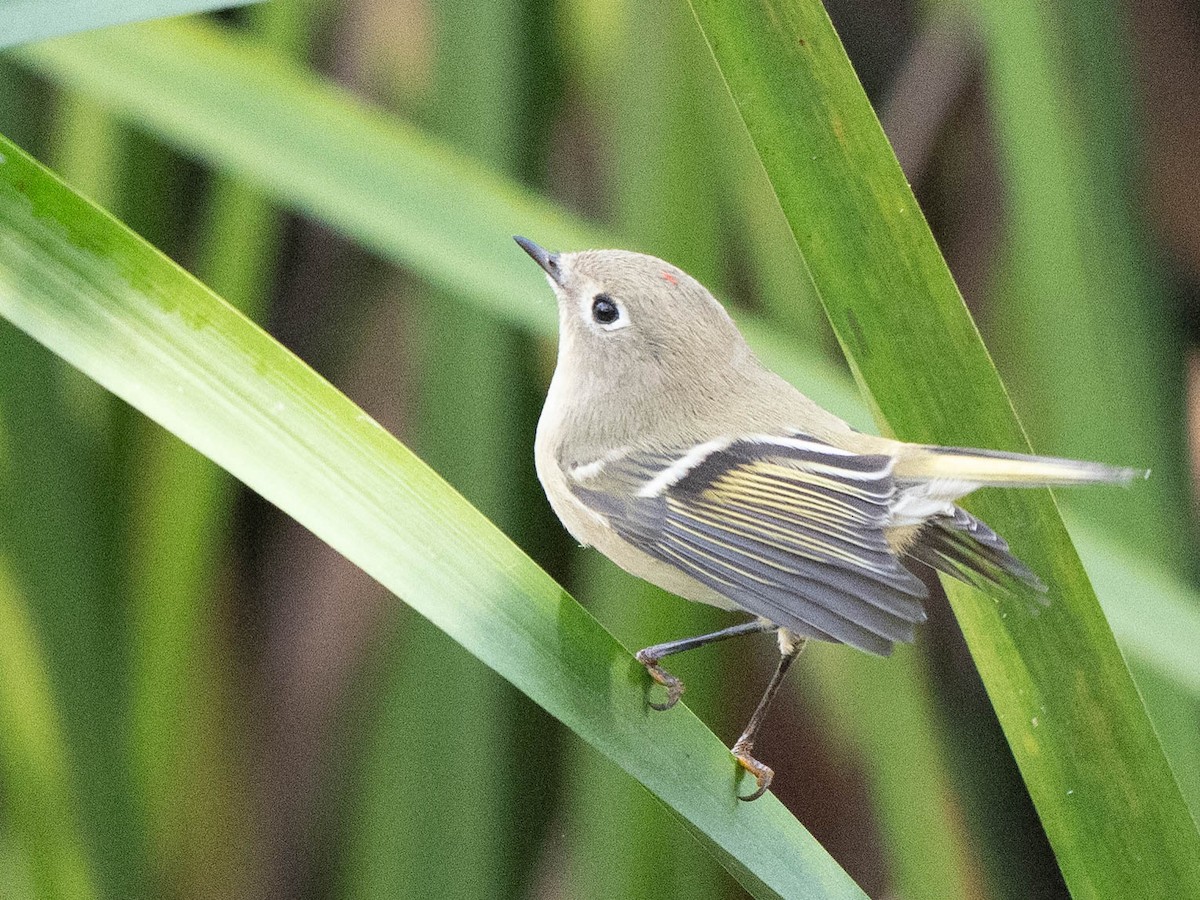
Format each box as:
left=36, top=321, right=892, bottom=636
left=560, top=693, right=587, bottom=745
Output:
left=685, top=0, right=1200, bottom=895
left=0, top=0, right=258, bottom=49
left=0, top=131, right=867, bottom=900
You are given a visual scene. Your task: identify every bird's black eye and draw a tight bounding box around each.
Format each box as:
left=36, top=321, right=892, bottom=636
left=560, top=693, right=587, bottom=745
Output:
left=592, top=294, right=620, bottom=325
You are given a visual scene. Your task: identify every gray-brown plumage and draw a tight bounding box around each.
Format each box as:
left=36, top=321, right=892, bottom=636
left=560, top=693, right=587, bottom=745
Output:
left=516, top=237, right=1141, bottom=800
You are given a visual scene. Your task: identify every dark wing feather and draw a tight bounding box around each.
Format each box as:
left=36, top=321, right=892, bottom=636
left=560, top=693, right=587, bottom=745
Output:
left=570, top=435, right=929, bottom=655
left=906, top=507, right=1048, bottom=600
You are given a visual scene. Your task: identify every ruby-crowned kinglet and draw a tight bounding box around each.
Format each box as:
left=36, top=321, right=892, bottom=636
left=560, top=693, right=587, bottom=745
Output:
left=515, top=236, right=1142, bottom=801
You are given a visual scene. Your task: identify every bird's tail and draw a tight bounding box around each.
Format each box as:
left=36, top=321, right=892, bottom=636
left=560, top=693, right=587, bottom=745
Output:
left=895, top=445, right=1147, bottom=488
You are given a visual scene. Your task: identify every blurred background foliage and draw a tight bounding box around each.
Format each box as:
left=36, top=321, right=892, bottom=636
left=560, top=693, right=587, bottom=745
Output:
left=0, top=0, right=1198, bottom=897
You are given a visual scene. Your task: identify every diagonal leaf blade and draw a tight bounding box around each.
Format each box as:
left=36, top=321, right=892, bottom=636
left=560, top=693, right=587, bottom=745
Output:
left=0, top=0, right=257, bottom=49
left=0, top=131, right=866, bottom=899
left=685, top=0, right=1200, bottom=895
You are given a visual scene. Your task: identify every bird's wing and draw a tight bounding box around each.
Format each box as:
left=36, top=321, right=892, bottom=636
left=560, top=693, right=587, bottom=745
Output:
left=566, top=433, right=929, bottom=655
left=905, top=505, right=1048, bottom=598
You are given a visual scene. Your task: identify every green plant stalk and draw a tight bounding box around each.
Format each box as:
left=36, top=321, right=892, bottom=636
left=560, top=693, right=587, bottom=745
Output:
left=126, top=2, right=321, bottom=890
left=124, top=433, right=245, bottom=885
left=343, top=0, right=538, bottom=894
left=43, top=24, right=234, bottom=895
left=0, top=555, right=96, bottom=900
left=605, top=0, right=724, bottom=284
left=967, top=0, right=1187, bottom=553
left=0, top=60, right=39, bottom=146
left=346, top=611, right=523, bottom=900
left=810, top=645, right=980, bottom=900
left=0, top=321, right=144, bottom=899
left=46, top=93, right=121, bottom=211
left=0, top=130, right=868, bottom=900
left=684, top=0, right=1200, bottom=894
left=720, top=128, right=829, bottom=343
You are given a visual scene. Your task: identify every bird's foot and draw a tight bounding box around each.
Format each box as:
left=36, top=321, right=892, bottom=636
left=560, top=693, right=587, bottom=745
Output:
left=732, top=737, right=774, bottom=802
left=635, top=649, right=684, bottom=711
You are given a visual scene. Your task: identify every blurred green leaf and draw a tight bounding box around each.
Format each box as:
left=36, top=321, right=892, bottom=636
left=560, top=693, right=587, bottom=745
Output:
left=685, top=0, right=1200, bottom=894
left=124, top=4, right=321, bottom=893
left=1070, top=517, right=1200, bottom=696
left=0, top=132, right=868, bottom=899
left=0, top=299, right=143, bottom=898
left=343, top=0, right=550, bottom=894
left=967, top=0, right=1187, bottom=550
left=0, top=555, right=96, bottom=900
left=0, top=0, right=258, bottom=49
left=13, top=19, right=863, bottom=417
left=811, top=644, right=979, bottom=899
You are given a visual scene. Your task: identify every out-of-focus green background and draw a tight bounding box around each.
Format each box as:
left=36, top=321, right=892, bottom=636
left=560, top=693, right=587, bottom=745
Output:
left=1, top=1, right=1198, bottom=897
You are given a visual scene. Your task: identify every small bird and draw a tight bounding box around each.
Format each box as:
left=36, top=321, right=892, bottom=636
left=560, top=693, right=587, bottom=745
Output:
left=515, top=236, right=1142, bottom=801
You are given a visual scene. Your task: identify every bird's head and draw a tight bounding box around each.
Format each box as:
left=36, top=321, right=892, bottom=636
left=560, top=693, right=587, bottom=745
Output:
left=514, top=237, right=749, bottom=393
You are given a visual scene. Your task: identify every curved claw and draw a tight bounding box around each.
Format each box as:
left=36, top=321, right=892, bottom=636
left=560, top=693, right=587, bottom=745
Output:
left=733, top=739, right=774, bottom=802
left=635, top=650, right=685, bottom=711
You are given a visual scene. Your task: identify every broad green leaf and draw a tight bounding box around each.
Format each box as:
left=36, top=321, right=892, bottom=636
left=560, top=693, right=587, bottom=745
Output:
left=965, top=0, right=1200, bottom=816
left=0, top=131, right=866, bottom=899
left=13, top=16, right=1200, bottom=696
left=0, top=0, right=257, bottom=49
left=685, top=0, right=1200, bottom=895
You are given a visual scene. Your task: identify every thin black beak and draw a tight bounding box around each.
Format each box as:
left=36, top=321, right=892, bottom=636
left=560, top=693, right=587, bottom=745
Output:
left=514, top=235, right=564, bottom=286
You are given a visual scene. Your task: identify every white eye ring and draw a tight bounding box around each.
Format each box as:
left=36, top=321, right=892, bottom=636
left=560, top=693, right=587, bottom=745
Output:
left=585, top=293, right=630, bottom=331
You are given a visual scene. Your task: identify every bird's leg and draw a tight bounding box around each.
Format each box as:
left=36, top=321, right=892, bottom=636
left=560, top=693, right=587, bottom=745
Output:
left=635, top=619, right=774, bottom=711
left=733, top=638, right=807, bottom=801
